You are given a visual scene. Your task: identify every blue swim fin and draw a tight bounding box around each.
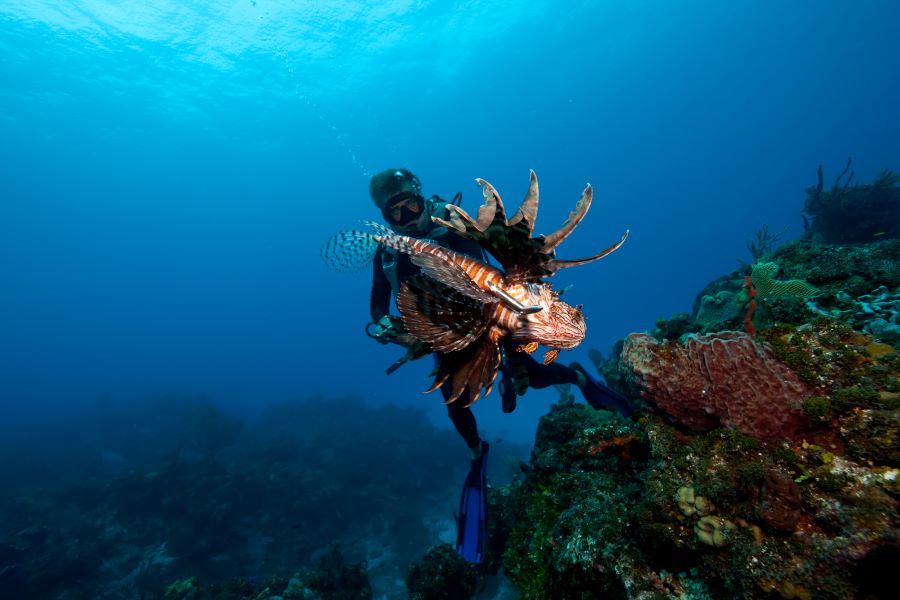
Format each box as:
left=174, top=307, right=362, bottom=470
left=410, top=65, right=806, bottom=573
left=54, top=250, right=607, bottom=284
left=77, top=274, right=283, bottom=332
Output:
left=456, top=442, right=489, bottom=563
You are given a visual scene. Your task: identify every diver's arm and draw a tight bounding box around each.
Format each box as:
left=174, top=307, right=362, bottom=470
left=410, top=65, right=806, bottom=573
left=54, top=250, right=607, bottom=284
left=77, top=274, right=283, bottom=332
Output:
left=370, top=247, right=392, bottom=322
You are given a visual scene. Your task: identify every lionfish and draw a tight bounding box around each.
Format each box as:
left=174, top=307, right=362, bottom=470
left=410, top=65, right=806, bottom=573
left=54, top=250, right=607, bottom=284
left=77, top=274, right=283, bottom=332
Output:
left=324, top=171, right=628, bottom=405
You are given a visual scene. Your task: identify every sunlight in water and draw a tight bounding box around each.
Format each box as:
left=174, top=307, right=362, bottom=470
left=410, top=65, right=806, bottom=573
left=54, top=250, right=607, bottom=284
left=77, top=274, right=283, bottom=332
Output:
left=0, top=0, right=547, bottom=79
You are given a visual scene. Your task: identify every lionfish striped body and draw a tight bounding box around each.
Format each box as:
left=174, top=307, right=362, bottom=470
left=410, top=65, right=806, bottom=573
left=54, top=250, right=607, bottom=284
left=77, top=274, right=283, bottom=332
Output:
left=360, top=171, right=628, bottom=406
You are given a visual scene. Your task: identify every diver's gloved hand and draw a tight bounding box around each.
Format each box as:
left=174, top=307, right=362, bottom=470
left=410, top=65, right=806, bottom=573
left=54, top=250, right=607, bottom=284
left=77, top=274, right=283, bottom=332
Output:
left=371, top=315, right=418, bottom=347
left=372, top=315, right=398, bottom=344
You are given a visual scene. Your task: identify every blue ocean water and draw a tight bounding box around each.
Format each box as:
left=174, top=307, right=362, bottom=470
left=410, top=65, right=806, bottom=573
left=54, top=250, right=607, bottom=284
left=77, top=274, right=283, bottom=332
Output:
left=2, top=1, right=899, bottom=440
left=4, top=1, right=899, bottom=443
left=0, top=2, right=898, bottom=595
left=2, top=0, right=899, bottom=440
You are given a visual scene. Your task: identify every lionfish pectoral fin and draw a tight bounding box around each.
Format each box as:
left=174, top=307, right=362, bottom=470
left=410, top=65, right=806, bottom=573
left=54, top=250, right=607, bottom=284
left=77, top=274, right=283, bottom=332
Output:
left=431, top=332, right=502, bottom=407
left=444, top=380, right=467, bottom=405
left=410, top=253, right=495, bottom=304
left=543, top=349, right=560, bottom=365
left=463, top=390, right=481, bottom=408
left=517, top=342, right=539, bottom=353
left=425, top=373, right=448, bottom=395
left=549, top=230, right=629, bottom=272
left=463, top=381, right=495, bottom=408
left=398, top=277, right=488, bottom=353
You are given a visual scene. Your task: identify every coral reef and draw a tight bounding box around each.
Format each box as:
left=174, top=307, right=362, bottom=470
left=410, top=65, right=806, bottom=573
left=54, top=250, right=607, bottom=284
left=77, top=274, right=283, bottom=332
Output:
left=684, top=169, right=900, bottom=342
left=758, top=468, right=802, bottom=533
left=405, top=544, right=479, bottom=600
left=501, top=401, right=647, bottom=599
left=494, top=398, right=898, bottom=599
left=746, top=223, right=791, bottom=261
left=478, top=163, right=900, bottom=599
left=803, top=160, right=900, bottom=244
left=694, top=290, right=740, bottom=331
left=809, top=285, right=900, bottom=345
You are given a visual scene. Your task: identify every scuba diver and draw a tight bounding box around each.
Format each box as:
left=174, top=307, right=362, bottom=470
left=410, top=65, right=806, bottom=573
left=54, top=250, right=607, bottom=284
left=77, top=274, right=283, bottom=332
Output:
left=366, top=168, right=633, bottom=563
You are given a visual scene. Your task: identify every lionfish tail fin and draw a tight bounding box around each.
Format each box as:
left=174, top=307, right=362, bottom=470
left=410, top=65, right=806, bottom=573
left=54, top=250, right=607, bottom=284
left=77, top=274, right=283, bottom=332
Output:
left=321, top=229, right=379, bottom=273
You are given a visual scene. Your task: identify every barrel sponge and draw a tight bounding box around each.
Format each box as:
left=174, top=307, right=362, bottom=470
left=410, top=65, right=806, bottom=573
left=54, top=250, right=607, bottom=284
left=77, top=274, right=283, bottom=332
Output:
left=622, top=331, right=812, bottom=442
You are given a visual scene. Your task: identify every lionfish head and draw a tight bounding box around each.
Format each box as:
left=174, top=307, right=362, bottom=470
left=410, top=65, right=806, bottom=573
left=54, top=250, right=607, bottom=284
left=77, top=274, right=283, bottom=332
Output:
left=514, top=287, right=586, bottom=349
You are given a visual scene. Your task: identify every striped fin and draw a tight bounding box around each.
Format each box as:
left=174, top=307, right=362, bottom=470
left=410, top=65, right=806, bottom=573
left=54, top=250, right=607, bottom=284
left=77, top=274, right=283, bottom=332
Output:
left=366, top=220, right=496, bottom=304
left=398, top=276, right=488, bottom=352
left=320, top=229, right=378, bottom=273
left=409, top=252, right=495, bottom=304
left=427, top=330, right=503, bottom=405
left=365, top=221, right=416, bottom=254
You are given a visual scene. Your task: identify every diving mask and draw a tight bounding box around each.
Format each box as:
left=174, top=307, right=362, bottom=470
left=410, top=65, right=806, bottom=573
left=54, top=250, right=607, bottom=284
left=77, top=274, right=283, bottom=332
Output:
left=382, top=191, right=424, bottom=230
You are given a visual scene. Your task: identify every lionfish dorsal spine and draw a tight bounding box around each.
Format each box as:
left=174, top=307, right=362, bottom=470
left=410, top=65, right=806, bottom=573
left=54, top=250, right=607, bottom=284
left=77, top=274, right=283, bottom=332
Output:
left=506, top=169, right=539, bottom=234
left=474, top=178, right=507, bottom=228
left=548, top=229, right=630, bottom=271
left=541, top=183, right=592, bottom=252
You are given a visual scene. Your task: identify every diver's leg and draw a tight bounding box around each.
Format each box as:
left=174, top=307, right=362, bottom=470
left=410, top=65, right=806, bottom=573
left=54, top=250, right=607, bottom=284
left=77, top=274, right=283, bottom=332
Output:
left=518, top=353, right=578, bottom=388
left=443, top=383, right=484, bottom=458
left=569, top=362, right=635, bottom=416
left=519, top=353, right=634, bottom=416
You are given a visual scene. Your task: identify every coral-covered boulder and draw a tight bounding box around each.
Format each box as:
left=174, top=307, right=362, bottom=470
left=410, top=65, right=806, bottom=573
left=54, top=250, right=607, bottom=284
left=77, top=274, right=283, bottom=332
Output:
left=759, top=468, right=802, bottom=533
left=622, top=331, right=812, bottom=442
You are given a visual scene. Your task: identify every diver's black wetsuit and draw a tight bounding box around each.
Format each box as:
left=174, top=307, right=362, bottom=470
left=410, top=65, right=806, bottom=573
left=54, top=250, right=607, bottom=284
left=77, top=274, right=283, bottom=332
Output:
left=369, top=204, right=583, bottom=451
